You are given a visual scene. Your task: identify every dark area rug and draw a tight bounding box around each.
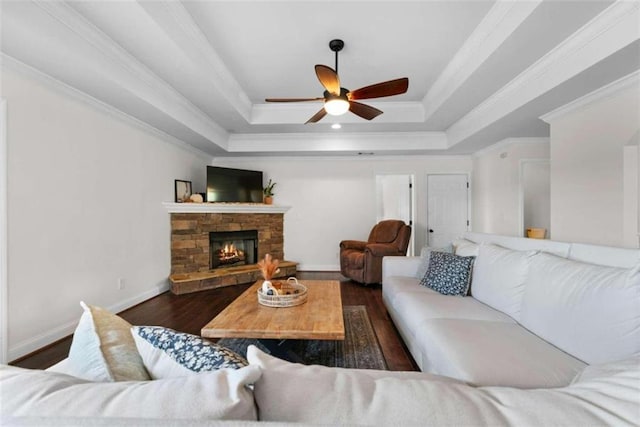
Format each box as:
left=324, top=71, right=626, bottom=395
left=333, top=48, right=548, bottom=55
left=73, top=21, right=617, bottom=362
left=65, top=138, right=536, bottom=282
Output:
left=219, top=305, right=387, bottom=370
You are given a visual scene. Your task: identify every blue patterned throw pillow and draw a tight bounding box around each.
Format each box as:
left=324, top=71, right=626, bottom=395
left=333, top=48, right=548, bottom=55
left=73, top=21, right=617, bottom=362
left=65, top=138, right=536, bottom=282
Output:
left=420, top=251, right=475, bottom=296
left=131, top=326, right=248, bottom=379
left=415, top=245, right=454, bottom=279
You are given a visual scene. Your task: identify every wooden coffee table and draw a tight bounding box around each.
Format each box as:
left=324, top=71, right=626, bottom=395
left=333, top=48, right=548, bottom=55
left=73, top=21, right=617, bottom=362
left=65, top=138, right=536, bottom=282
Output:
left=201, top=279, right=344, bottom=360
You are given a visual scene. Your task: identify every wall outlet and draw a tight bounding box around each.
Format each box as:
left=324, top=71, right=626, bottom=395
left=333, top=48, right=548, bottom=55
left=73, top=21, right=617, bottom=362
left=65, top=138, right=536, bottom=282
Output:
left=117, top=278, right=125, bottom=290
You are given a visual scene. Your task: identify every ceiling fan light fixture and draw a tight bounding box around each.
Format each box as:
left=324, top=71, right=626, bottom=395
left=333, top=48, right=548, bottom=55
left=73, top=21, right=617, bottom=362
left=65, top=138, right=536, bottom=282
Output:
left=324, top=98, right=349, bottom=116
left=265, top=39, right=409, bottom=123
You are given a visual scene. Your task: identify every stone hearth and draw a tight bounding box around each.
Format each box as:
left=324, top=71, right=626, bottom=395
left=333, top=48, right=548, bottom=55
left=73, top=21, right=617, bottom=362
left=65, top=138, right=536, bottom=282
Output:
left=164, top=203, right=296, bottom=294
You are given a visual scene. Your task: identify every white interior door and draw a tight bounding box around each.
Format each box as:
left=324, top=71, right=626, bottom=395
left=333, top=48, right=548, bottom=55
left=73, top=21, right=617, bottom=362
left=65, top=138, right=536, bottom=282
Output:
left=427, top=174, right=469, bottom=248
left=376, top=174, right=414, bottom=255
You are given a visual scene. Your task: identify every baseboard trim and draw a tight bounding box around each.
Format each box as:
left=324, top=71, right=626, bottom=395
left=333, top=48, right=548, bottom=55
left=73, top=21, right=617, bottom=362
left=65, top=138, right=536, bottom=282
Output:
left=8, top=281, right=170, bottom=362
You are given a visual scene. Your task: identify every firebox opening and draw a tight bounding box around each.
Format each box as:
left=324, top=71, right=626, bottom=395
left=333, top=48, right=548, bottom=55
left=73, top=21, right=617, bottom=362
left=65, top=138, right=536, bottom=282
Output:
left=210, top=230, right=258, bottom=270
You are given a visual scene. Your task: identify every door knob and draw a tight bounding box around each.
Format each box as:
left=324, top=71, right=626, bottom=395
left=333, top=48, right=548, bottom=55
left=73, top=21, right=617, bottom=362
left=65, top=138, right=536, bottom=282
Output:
left=429, top=229, right=434, bottom=233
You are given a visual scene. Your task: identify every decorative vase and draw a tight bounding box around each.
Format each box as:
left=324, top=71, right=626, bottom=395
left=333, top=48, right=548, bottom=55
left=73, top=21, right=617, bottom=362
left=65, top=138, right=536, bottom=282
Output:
left=264, top=196, right=273, bottom=205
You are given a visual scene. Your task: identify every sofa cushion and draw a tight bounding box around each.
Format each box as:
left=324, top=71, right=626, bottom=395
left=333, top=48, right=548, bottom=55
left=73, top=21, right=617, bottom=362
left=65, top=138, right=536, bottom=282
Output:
left=131, top=326, right=247, bottom=379
left=452, top=238, right=479, bottom=256
left=568, top=242, right=640, bottom=268
left=471, top=243, right=538, bottom=320
left=420, top=251, right=475, bottom=296
left=247, top=345, right=637, bottom=426
left=382, top=256, right=421, bottom=280
left=247, top=345, right=468, bottom=424
left=382, top=275, right=436, bottom=308
left=463, top=232, right=571, bottom=257
left=67, top=302, right=149, bottom=382
left=520, top=253, right=640, bottom=364
left=571, top=355, right=640, bottom=384
left=0, top=364, right=260, bottom=420
left=392, top=290, right=515, bottom=336
left=414, top=319, right=585, bottom=388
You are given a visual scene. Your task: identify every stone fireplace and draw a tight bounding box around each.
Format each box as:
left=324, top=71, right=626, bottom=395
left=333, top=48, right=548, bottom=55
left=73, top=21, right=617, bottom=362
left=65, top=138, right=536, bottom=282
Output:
left=164, top=203, right=296, bottom=294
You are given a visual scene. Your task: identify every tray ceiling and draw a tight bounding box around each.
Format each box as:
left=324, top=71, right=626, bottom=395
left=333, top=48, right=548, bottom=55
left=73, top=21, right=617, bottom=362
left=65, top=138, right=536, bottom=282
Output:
left=1, top=1, right=638, bottom=156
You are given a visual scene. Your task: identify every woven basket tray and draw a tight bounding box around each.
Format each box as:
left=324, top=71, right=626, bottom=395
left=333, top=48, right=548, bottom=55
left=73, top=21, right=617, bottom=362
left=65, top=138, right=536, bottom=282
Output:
left=257, top=277, right=308, bottom=308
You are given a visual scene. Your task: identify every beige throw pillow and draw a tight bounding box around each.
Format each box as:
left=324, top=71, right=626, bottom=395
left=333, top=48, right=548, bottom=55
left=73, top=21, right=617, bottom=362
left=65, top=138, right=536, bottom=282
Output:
left=67, top=301, right=149, bottom=382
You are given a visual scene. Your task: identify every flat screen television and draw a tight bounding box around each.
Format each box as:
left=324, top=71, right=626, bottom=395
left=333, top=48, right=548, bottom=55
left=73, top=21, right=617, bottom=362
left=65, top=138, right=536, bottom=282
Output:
left=206, top=166, right=263, bottom=203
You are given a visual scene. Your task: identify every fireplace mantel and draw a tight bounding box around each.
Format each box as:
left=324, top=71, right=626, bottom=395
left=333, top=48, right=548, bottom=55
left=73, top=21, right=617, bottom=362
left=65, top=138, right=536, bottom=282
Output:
left=162, top=202, right=291, bottom=214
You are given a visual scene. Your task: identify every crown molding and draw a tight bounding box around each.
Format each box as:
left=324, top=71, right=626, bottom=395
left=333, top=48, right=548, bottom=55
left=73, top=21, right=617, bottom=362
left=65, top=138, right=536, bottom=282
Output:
left=472, top=137, right=550, bottom=158
left=32, top=1, right=229, bottom=149
left=2, top=54, right=215, bottom=161
left=227, top=131, right=448, bottom=153
left=447, top=1, right=640, bottom=148
left=422, top=0, right=542, bottom=120
left=140, top=1, right=252, bottom=122
left=214, top=153, right=471, bottom=163
left=251, top=101, right=425, bottom=124
left=540, top=70, right=640, bottom=123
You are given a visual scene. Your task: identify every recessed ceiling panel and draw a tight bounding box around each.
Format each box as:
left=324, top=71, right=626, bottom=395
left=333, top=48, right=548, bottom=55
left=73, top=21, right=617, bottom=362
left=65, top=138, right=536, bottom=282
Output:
left=185, top=1, right=493, bottom=102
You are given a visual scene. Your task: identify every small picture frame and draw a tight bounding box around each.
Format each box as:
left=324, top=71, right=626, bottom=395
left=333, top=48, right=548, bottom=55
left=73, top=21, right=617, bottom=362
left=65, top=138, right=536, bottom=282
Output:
left=175, top=180, right=192, bottom=203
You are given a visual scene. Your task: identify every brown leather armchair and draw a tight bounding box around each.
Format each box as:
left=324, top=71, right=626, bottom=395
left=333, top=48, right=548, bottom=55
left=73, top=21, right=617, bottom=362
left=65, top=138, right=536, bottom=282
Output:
left=340, top=220, right=411, bottom=285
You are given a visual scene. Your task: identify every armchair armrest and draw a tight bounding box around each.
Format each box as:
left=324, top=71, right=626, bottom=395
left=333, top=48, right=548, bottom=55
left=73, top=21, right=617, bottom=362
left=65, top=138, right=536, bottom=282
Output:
left=365, top=243, right=403, bottom=257
left=340, top=240, right=367, bottom=251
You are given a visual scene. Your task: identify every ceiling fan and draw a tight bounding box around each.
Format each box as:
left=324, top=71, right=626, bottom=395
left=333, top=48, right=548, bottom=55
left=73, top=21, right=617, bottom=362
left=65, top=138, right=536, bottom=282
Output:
left=265, top=39, right=409, bottom=124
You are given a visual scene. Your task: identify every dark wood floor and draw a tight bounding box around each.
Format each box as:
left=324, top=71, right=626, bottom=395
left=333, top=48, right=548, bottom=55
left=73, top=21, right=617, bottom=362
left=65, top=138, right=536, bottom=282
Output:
left=10, top=272, right=418, bottom=372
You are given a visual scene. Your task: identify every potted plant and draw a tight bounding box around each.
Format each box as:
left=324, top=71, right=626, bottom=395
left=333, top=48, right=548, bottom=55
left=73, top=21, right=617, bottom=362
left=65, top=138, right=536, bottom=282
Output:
left=263, top=179, right=276, bottom=204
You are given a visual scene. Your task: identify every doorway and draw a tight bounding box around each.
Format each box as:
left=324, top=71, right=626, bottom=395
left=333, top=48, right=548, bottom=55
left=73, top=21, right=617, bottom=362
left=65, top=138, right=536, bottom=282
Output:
left=519, top=160, right=551, bottom=238
left=375, top=174, right=414, bottom=255
left=426, top=174, right=469, bottom=248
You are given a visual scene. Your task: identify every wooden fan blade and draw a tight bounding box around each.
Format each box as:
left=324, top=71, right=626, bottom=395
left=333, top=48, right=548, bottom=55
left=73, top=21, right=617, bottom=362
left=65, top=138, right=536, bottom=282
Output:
left=305, top=107, right=327, bottom=124
left=265, top=97, right=323, bottom=102
left=349, top=78, right=409, bottom=100
left=315, top=65, right=341, bottom=96
left=349, top=101, right=383, bottom=120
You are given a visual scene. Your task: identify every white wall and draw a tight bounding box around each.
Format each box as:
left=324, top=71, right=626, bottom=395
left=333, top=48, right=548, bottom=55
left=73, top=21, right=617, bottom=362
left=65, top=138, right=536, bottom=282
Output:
left=623, top=142, right=638, bottom=248
left=472, top=139, right=550, bottom=236
left=214, top=156, right=472, bottom=270
left=548, top=85, right=640, bottom=247
left=522, top=160, right=551, bottom=237
left=3, top=66, right=210, bottom=360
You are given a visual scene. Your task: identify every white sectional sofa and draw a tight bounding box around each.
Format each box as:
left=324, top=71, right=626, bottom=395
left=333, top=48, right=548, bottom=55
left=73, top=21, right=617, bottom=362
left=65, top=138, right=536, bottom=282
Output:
left=383, top=232, right=640, bottom=388
left=3, top=344, right=639, bottom=425
left=2, top=232, right=639, bottom=425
